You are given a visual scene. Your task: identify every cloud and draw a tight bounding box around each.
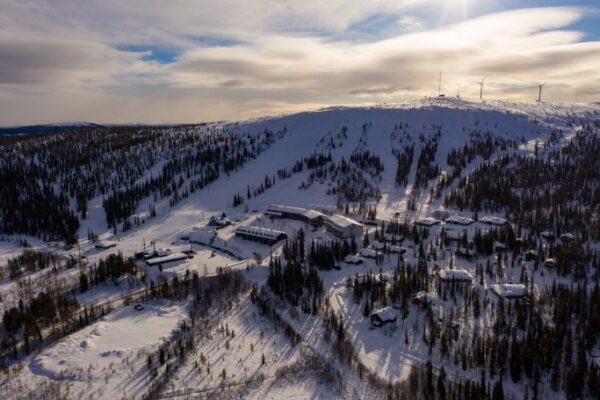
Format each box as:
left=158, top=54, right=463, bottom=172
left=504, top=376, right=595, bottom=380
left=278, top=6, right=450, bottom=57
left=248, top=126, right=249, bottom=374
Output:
left=0, top=2, right=598, bottom=124
left=164, top=7, right=600, bottom=97
left=397, top=15, right=424, bottom=32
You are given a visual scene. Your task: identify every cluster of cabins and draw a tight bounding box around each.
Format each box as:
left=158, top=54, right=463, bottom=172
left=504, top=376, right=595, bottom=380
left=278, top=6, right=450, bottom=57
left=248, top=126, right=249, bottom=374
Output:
left=368, top=269, right=528, bottom=328
left=415, top=210, right=508, bottom=228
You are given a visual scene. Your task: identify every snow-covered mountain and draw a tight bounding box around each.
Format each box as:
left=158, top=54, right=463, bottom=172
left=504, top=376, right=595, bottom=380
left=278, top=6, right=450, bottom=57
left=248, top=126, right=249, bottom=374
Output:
left=1, top=98, right=600, bottom=400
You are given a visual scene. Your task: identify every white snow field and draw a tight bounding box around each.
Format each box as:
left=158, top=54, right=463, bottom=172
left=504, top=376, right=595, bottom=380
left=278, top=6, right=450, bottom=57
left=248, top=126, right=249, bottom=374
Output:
left=1, top=302, right=186, bottom=400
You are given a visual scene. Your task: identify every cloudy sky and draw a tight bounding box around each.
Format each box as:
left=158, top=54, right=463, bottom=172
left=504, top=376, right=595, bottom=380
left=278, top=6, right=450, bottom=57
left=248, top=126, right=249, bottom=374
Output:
left=0, top=0, right=599, bottom=125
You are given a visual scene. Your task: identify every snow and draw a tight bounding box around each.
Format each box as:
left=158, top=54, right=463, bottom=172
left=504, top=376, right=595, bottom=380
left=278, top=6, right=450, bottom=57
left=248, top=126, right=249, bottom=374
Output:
left=266, top=204, right=325, bottom=220
left=2, top=98, right=600, bottom=399
left=490, top=283, right=527, bottom=299
left=234, top=225, right=287, bottom=240
left=370, top=306, right=397, bottom=322
left=95, top=240, right=117, bottom=249
left=145, top=252, right=188, bottom=266
left=479, top=216, right=508, bottom=226
left=344, top=255, right=363, bottom=264
left=438, top=269, right=474, bottom=282
left=25, top=302, right=186, bottom=399
left=325, top=214, right=363, bottom=229
left=415, top=217, right=440, bottom=226
left=358, top=248, right=378, bottom=258
left=445, top=215, right=475, bottom=226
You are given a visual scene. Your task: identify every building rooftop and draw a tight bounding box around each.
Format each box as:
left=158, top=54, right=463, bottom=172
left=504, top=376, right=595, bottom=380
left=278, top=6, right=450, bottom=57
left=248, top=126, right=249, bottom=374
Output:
left=326, top=214, right=363, bottom=229
left=438, top=269, right=473, bottom=281
left=446, top=215, right=475, bottom=225
left=490, top=283, right=527, bottom=298
left=479, top=216, right=507, bottom=225
left=267, top=204, right=325, bottom=220
left=234, top=225, right=286, bottom=240
left=415, top=217, right=440, bottom=226
left=370, top=306, right=397, bottom=322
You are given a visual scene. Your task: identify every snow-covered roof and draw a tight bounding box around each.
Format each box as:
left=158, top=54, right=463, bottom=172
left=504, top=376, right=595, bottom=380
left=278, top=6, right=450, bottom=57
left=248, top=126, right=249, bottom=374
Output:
left=189, top=229, right=216, bottom=244
left=344, top=254, right=363, bottom=264
left=146, top=252, right=188, bottom=266
left=234, top=225, right=287, bottom=240
left=490, top=283, right=527, bottom=299
left=446, top=215, right=475, bottom=225
left=355, top=273, right=388, bottom=284
left=371, top=240, right=385, bottom=250
left=438, top=269, right=473, bottom=282
left=370, top=306, right=397, bottom=322
left=415, top=217, right=440, bottom=226
left=383, top=233, right=403, bottom=242
left=95, top=240, right=117, bottom=249
left=388, top=245, right=407, bottom=254
left=544, top=258, right=557, bottom=266
left=326, top=214, right=363, bottom=229
left=412, top=291, right=435, bottom=303
left=266, top=204, right=324, bottom=220
left=560, top=233, right=575, bottom=241
left=359, top=248, right=378, bottom=258
left=479, top=216, right=507, bottom=226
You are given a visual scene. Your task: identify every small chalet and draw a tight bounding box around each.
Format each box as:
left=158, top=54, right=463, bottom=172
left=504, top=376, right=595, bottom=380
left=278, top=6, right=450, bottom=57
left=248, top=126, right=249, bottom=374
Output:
left=415, top=217, right=440, bottom=227
left=479, top=216, right=507, bottom=226
left=344, top=254, right=363, bottom=265
left=412, top=291, right=435, bottom=307
left=370, top=306, right=397, bottom=327
left=490, top=283, right=527, bottom=299
left=438, top=269, right=473, bottom=283
left=446, top=215, right=475, bottom=226
left=95, top=240, right=117, bottom=250
left=388, top=245, right=407, bottom=254
left=208, top=213, right=231, bottom=228
left=544, top=258, right=557, bottom=268
left=359, top=247, right=378, bottom=259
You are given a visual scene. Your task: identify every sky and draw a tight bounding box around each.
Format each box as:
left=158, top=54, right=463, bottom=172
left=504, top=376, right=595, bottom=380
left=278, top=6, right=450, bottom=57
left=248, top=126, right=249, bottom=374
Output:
left=0, top=0, right=599, bottom=125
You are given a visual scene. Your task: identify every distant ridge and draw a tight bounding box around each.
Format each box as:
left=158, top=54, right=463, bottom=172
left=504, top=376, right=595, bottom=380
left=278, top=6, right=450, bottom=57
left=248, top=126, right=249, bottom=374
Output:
left=0, top=122, right=105, bottom=136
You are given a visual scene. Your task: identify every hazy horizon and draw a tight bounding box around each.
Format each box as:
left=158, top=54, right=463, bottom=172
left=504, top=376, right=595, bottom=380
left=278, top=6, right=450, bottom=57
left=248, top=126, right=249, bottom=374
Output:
left=1, top=0, right=599, bottom=125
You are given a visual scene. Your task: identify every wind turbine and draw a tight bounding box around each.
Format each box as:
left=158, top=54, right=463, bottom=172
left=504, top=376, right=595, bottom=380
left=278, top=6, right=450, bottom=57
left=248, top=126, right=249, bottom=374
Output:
left=537, top=82, right=545, bottom=102
left=479, top=78, right=485, bottom=100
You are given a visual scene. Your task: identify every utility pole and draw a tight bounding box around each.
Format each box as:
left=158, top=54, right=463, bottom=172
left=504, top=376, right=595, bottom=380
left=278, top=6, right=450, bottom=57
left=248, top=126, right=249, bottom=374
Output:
left=438, top=71, right=442, bottom=97
left=479, top=78, right=485, bottom=100
left=537, top=83, right=545, bottom=102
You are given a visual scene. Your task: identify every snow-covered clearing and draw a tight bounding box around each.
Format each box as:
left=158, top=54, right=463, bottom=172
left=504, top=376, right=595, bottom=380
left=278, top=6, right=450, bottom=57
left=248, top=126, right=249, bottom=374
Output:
left=5, top=302, right=186, bottom=400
